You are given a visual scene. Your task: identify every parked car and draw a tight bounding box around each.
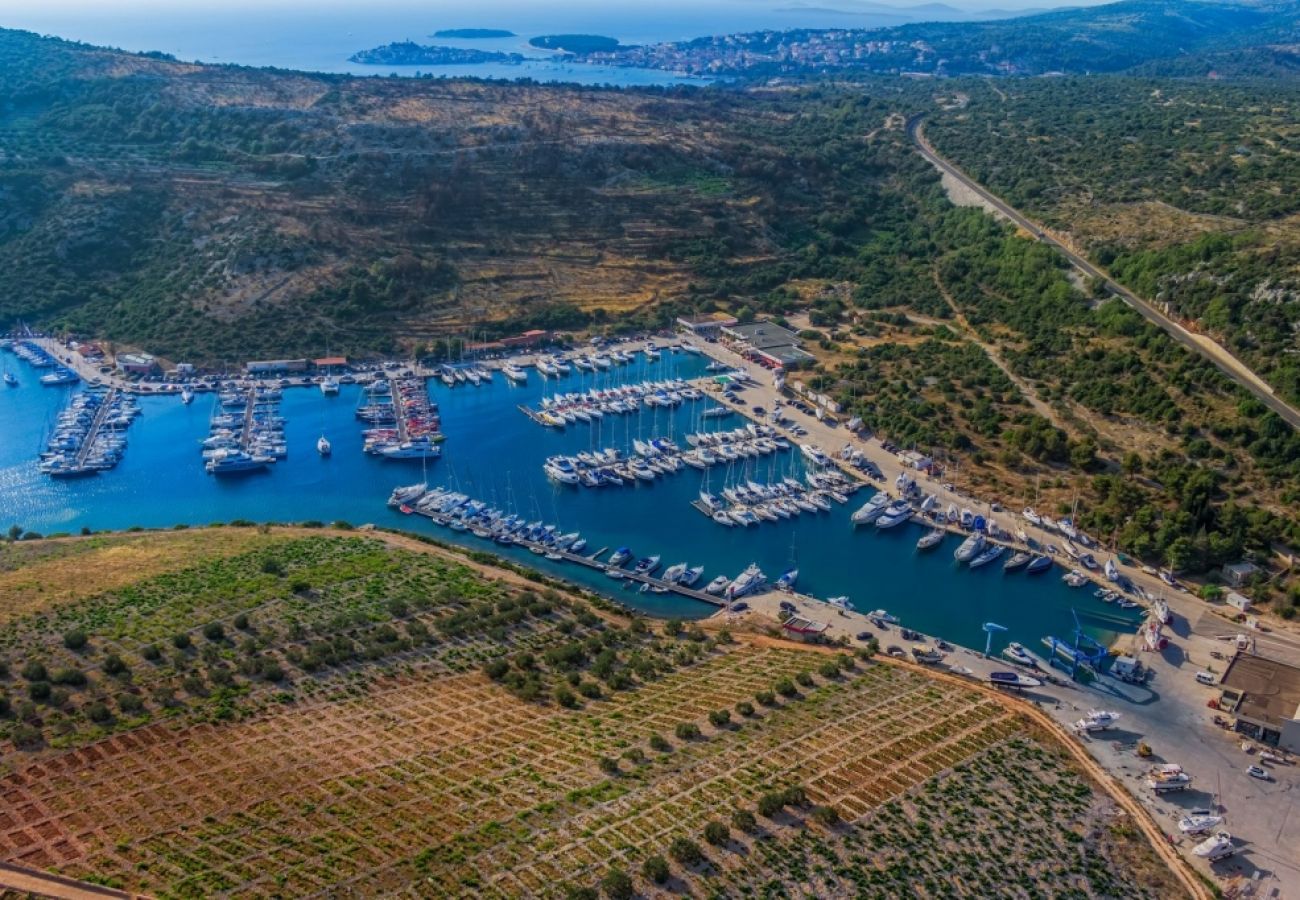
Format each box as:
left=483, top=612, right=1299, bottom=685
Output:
left=855, top=631, right=875, bottom=642
left=899, top=628, right=920, bottom=641
left=886, top=645, right=906, bottom=658
left=1247, top=765, right=1273, bottom=781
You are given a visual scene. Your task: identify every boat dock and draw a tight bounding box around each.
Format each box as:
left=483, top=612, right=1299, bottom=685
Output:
left=390, top=381, right=410, bottom=443
left=405, top=503, right=728, bottom=607
left=73, top=389, right=117, bottom=468
left=237, top=388, right=258, bottom=450
left=517, top=404, right=547, bottom=426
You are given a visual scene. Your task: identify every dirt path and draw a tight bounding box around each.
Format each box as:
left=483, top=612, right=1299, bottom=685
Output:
left=0, top=861, right=141, bottom=900
left=929, top=267, right=1069, bottom=431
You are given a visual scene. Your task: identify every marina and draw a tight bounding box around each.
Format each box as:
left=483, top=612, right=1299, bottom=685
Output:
left=39, top=388, right=140, bottom=478
left=0, top=338, right=1146, bottom=651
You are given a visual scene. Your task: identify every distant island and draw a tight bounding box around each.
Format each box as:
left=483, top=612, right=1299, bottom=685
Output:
left=528, top=34, right=622, bottom=54
left=432, top=28, right=515, bottom=39
left=349, top=42, right=524, bottom=66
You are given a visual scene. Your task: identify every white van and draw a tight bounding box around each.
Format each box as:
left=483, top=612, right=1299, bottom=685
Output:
left=1195, top=671, right=1217, bottom=686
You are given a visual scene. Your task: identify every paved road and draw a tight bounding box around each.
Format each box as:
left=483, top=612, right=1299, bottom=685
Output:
left=907, top=114, right=1300, bottom=433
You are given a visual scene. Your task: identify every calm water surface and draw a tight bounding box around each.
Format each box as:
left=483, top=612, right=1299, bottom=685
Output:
left=0, top=348, right=1140, bottom=649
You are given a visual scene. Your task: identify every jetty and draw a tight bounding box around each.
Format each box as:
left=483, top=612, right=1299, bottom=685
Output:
left=72, top=389, right=118, bottom=468
left=389, top=380, right=410, bottom=443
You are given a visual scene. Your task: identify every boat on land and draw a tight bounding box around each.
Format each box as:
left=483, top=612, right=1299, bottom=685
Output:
left=1002, top=642, right=1040, bottom=668
left=1105, top=557, right=1121, bottom=581
left=1022, top=507, right=1042, bottom=526
left=916, top=529, right=944, bottom=550
left=911, top=645, right=944, bottom=664
left=987, top=671, right=1042, bottom=689
left=1192, top=832, right=1234, bottom=861
left=868, top=609, right=898, bottom=624
left=827, top=595, right=853, bottom=610
left=953, top=531, right=986, bottom=563
left=1178, top=813, right=1224, bottom=836
left=1145, top=763, right=1192, bottom=793
left=1074, top=709, right=1122, bottom=732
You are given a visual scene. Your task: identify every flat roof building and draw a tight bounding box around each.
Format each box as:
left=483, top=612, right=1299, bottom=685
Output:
left=720, top=320, right=815, bottom=369
left=1220, top=653, right=1300, bottom=752
left=116, top=352, right=157, bottom=375
left=247, top=359, right=309, bottom=374
left=676, top=313, right=738, bottom=336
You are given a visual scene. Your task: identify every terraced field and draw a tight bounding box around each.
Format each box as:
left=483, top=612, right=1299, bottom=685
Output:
left=0, top=529, right=1183, bottom=897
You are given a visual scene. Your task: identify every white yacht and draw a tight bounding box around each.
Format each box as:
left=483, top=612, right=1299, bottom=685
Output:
left=180, top=387, right=194, bottom=404
left=1178, top=813, right=1223, bottom=835
left=1192, top=832, right=1234, bottom=861
left=916, top=529, right=944, bottom=550
left=316, top=435, right=332, bottom=456
left=320, top=376, right=340, bottom=396
left=502, top=364, right=528, bottom=384
left=953, top=532, right=986, bottom=563
left=1073, top=709, right=1121, bottom=733
left=851, top=492, right=890, bottom=526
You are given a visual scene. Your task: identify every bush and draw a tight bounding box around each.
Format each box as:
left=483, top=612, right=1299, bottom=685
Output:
left=555, top=686, right=578, bottom=709
left=51, top=667, right=86, bottom=687
left=781, top=785, right=807, bottom=807
left=483, top=659, right=510, bottom=680
left=601, top=868, right=634, bottom=900
left=731, top=809, right=757, bottom=833
left=796, top=671, right=816, bottom=687
left=774, top=677, right=797, bottom=697
left=102, top=654, right=128, bottom=676
left=598, top=756, right=620, bottom=775
left=233, top=613, right=251, bottom=630
left=566, top=888, right=597, bottom=900
left=703, top=820, right=729, bottom=846
left=62, top=629, right=88, bottom=651
left=735, top=701, right=755, bottom=717
left=811, top=804, right=841, bottom=827
left=818, top=661, right=840, bottom=679
left=642, top=854, right=670, bottom=884
left=172, top=633, right=192, bottom=650
left=203, top=623, right=226, bottom=642
left=675, top=722, right=701, bottom=740
left=758, top=791, right=786, bottom=818
left=663, top=618, right=683, bottom=637
left=577, top=680, right=602, bottom=699
left=28, top=681, right=51, bottom=701
left=669, top=836, right=703, bottom=866
left=622, top=747, right=645, bottom=764
left=756, top=690, right=776, bottom=706
left=21, top=661, right=47, bottom=682
left=86, top=701, right=112, bottom=723
left=649, top=734, right=672, bottom=752
left=708, top=709, right=731, bottom=728
left=117, top=693, right=144, bottom=713
left=141, top=644, right=162, bottom=662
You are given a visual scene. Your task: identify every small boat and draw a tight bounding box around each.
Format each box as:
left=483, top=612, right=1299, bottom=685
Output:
left=316, top=435, right=332, bottom=456
left=968, top=544, right=1005, bottom=569
left=851, top=492, right=890, bottom=526
left=1178, top=814, right=1224, bottom=836
left=868, top=609, right=898, bottom=624
left=180, top=387, right=194, bottom=404
left=1073, top=709, right=1121, bottom=733
left=608, top=547, right=633, bottom=568
left=776, top=568, right=799, bottom=591
left=916, top=529, right=944, bottom=550
left=320, top=376, right=340, bottom=396
left=1026, top=555, right=1052, bottom=575
left=1105, top=557, right=1121, bottom=582
left=827, top=596, right=853, bottom=610
left=632, top=555, right=661, bottom=575
left=387, top=482, right=426, bottom=506
left=3, top=371, right=17, bottom=387
left=704, top=575, right=730, bottom=595
left=1063, top=569, right=1089, bottom=587
left=987, top=671, right=1042, bottom=689
left=1022, top=507, right=1042, bottom=526
left=953, top=532, right=986, bottom=563
left=1192, top=832, right=1234, bottom=861
left=680, top=565, right=704, bottom=587
left=1003, top=551, right=1032, bottom=571
left=662, top=562, right=688, bottom=584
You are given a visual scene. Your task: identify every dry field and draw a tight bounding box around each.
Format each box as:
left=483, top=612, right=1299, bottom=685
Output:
left=0, top=530, right=1185, bottom=897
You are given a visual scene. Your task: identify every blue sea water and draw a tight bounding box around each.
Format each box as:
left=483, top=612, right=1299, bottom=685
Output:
left=0, top=346, right=1141, bottom=653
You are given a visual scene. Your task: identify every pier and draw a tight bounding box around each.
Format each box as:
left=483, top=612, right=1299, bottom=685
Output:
left=405, top=503, right=729, bottom=607
left=73, top=388, right=118, bottom=468
left=390, top=381, right=410, bottom=443
left=237, top=388, right=258, bottom=451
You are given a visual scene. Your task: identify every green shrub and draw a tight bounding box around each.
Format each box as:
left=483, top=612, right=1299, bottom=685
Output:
left=598, top=756, right=620, bottom=775
left=555, top=686, right=578, bottom=709
left=642, top=854, right=670, bottom=884
left=172, top=633, right=192, bottom=650
left=708, top=709, right=731, bottom=728
left=775, top=678, right=797, bottom=697
left=756, top=690, right=777, bottom=706
left=731, top=809, right=757, bottom=833
left=735, top=701, right=755, bottom=717
left=62, top=630, right=88, bottom=651
left=51, top=667, right=86, bottom=687
left=203, top=623, right=225, bottom=642
left=649, top=734, right=672, bottom=752
left=703, top=820, right=729, bottom=846
left=669, top=836, right=703, bottom=866
left=21, top=661, right=47, bottom=682
left=601, top=868, right=634, bottom=900
left=758, top=792, right=786, bottom=818
left=675, top=722, right=700, bottom=740
left=796, top=670, right=816, bottom=687
left=86, top=701, right=112, bottom=723
left=484, top=659, right=510, bottom=680
left=811, top=804, right=840, bottom=827
left=102, top=654, right=128, bottom=676
left=141, top=644, right=162, bottom=662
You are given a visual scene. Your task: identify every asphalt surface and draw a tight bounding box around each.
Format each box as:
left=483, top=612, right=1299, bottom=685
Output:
left=907, top=114, right=1300, bottom=433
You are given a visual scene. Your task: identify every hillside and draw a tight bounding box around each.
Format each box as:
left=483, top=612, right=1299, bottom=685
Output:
left=0, top=528, right=1184, bottom=897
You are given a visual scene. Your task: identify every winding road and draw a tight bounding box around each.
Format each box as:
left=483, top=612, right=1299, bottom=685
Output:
left=907, top=114, right=1300, bottom=432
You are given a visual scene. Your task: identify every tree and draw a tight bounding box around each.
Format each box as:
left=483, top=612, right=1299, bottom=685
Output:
left=1121, top=451, right=1143, bottom=478
left=642, top=855, right=670, bottom=884
left=1165, top=537, right=1195, bottom=574
left=601, top=868, right=634, bottom=900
